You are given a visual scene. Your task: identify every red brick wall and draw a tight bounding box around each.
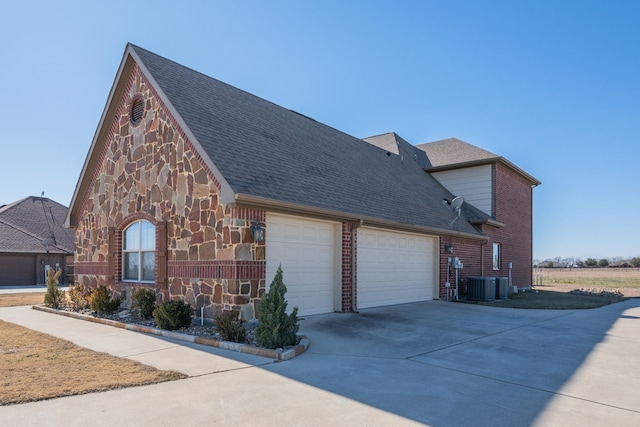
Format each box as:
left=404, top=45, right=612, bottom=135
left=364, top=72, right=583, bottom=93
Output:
left=490, top=163, right=534, bottom=288
left=436, top=163, right=535, bottom=296
left=439, top=237, right=483, bottom=298
left=341, top=222, right=357, bottom=312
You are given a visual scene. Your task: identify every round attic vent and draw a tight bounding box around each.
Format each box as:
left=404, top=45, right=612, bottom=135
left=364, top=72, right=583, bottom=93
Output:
left=130, top=96, right=144, bottom=126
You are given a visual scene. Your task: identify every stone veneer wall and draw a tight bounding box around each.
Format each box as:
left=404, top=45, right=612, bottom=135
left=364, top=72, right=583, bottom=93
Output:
left=74, top=64, right=265, bottom=319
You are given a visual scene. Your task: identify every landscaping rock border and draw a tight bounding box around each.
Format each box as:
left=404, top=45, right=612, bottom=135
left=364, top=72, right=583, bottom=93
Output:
left=32, top=305, right=308, bottom=361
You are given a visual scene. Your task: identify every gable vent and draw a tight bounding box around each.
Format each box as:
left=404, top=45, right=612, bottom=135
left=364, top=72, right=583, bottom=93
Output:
left=130, top=96, right=144, bottom=126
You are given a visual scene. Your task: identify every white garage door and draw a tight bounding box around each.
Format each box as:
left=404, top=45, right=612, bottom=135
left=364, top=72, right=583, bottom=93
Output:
left=266, top=214, right=337, bottom=316
left=357, top=228, right=436, bottom=309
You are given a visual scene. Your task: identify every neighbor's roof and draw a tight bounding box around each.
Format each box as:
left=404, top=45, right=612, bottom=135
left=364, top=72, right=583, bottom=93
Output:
left=0, top=197, right=74, bottom=254
left=416, top=138, right=541, bottom=185
left=68, top=44, right=489, bottom=239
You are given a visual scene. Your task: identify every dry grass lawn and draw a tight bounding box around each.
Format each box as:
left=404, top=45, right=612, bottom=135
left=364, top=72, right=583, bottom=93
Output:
left=0, top=319, right=186, bottom=405
left=0, top=292, right=186, bottom=405
left=0, top=292, right=46, bottom=308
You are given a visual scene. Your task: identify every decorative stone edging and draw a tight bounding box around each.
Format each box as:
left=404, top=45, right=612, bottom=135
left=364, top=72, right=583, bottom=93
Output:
left=32, top=305, right=308, bottom=361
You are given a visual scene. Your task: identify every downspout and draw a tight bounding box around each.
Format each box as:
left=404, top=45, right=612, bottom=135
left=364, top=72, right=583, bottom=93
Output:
left=481, top=240, right=488, bottom=277
left=350, top=219, right=363, bottom=313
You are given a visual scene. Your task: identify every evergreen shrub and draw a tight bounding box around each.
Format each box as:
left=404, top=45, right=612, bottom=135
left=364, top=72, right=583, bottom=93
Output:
left=215, top=310, right=247, bottom=343
left=153, top=300, right=194, bottom=331
left=44, top=267, right=64, bottom=308
left=132, top=287, right=157, bottom=319
left=255, top=266, right=299, bottom=349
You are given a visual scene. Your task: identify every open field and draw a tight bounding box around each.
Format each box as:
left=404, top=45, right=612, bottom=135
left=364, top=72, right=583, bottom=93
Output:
left=533, top=268, right=640, bottom=297
left=0, top=292, right=45, bottom=308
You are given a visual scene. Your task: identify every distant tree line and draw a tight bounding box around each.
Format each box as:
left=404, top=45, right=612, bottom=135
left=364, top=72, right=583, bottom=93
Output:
left=534, top=257, right=640, bottom=268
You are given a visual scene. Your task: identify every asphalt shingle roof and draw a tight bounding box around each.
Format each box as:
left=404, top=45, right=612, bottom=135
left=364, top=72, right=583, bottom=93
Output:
left=130, top=45, right=485, bottom=236
left=364, top=132, right=432, bottom=169
left=416, top=138, right=500, bottom=168
left=0, top=197, right=74, bottom=254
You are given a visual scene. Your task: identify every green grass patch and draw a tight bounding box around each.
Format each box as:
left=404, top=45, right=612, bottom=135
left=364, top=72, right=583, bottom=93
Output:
left=463, top=290, right=626, bottom=310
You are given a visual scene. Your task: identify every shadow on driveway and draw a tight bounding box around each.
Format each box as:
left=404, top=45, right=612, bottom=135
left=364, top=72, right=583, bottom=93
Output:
left=1, top=297, right=638, bottom=425
left=263, top=299, right=640, bottom=426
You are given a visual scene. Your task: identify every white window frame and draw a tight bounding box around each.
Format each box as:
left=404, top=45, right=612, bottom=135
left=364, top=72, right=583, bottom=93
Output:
left=122, top=220, right=155, bottom=283
left=492, top=242, right=501, bottom=270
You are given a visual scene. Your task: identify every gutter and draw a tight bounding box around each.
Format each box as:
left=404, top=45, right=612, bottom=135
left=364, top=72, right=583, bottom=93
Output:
left=470, top=218, right=506, bottom=228
left=427, top=157, right=541, bottom=187
left=234, top=193, right=488, bottom=242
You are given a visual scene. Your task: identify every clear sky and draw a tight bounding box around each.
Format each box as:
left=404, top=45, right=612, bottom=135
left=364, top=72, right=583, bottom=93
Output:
left=1, top=1, right=638, bottom=262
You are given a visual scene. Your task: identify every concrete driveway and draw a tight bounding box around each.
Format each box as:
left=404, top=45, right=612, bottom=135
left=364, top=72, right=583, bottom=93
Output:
left=1, top=299, right=639, bottom=426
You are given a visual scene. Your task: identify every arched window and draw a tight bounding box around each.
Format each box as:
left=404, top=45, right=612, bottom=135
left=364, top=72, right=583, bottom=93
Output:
left=123, top=220, right=155, bottom=282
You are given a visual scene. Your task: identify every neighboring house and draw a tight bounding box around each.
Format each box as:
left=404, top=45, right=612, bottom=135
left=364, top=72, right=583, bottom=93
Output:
left=610, top=260, right=631, bottom=268
left=0, top=197, right=74, bottom=286
left=534, top=261, right=569, bottom=268
left=66, top=44, right=539, bottom=319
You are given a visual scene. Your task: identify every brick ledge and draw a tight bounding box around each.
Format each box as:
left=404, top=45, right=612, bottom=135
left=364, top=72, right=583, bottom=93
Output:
left=32, top=305, right=308, bottom=362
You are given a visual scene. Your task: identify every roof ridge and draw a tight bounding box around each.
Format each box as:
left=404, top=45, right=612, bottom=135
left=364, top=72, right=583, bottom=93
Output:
left=0, top=196, right=31, bottom=214
left=132, top=44, right=372, bottom=143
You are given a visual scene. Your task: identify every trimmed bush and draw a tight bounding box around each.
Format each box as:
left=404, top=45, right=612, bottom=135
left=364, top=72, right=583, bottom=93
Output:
left=68, top=283, right=91, bottom=310
left=215, top=310, right=247, bottom=343
left=255, top=266, right=299, bottom=349
left=153, top=300, right=194, bottom=331
left=132, top=287, right=157, bottom=319
left=44, top=267, right=64, bottom=308
left=90, top=285, right=121, bottom=314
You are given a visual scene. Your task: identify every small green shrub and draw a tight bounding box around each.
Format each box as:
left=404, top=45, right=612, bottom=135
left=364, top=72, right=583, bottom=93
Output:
left=44, top=268, right=65, bottom=308
left=68, top=283, right=91, bottom=310
left=90, top=285, right=121, bottom=314
left=215, top=310, right=247, bottom=343
left=255, top=266, right=299, bottom=349
left=153, top=300, right=194, bottom=331
left=132, top=287, right=157, bottom=319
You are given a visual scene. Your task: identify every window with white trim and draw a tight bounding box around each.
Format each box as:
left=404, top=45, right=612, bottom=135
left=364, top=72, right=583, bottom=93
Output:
left=492, top=243, right=501, bottom=270
left=123, top=220, right=155, bottom=282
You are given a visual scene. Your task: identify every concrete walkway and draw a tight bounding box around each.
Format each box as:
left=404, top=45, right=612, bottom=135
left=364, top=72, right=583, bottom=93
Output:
left=1, top=299, right=639, bottom=426
left=0, top=285, right=69, bottom=294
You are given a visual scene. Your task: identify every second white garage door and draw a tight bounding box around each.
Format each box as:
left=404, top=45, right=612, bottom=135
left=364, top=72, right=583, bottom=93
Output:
left=266, top=214, right=338, bottom=316
left=357, top=227, right=436, bottom=309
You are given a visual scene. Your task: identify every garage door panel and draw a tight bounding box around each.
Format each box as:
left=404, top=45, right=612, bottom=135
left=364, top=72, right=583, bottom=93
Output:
left=357, top=228, right=435, bottom=309
left=0, top=256, right=36, bottom=286
left=266, top=214, right=337, bottom=316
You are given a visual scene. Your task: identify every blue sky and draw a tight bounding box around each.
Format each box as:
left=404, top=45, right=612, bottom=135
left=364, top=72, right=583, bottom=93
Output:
left=1, top=1, right=638, bottom=261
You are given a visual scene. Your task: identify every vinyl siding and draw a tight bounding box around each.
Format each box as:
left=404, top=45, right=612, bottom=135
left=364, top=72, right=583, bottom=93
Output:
left=431, top=165, right=493, bottom=215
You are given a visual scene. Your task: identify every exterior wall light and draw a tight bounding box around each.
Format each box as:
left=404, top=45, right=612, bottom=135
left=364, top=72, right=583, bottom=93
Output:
left=250, top=223, right=265, bottom=243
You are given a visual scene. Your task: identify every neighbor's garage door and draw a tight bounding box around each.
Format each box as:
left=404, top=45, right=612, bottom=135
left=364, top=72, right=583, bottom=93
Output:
left=0, top=255, right=37, bottom=286
left=357, top=228, right=436, bottom=309
left=266, top=214, right=338, bottom=316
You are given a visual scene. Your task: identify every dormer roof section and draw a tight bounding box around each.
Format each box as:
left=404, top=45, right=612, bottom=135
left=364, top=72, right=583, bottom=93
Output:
left=417, top=138, right=540, bottom=186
